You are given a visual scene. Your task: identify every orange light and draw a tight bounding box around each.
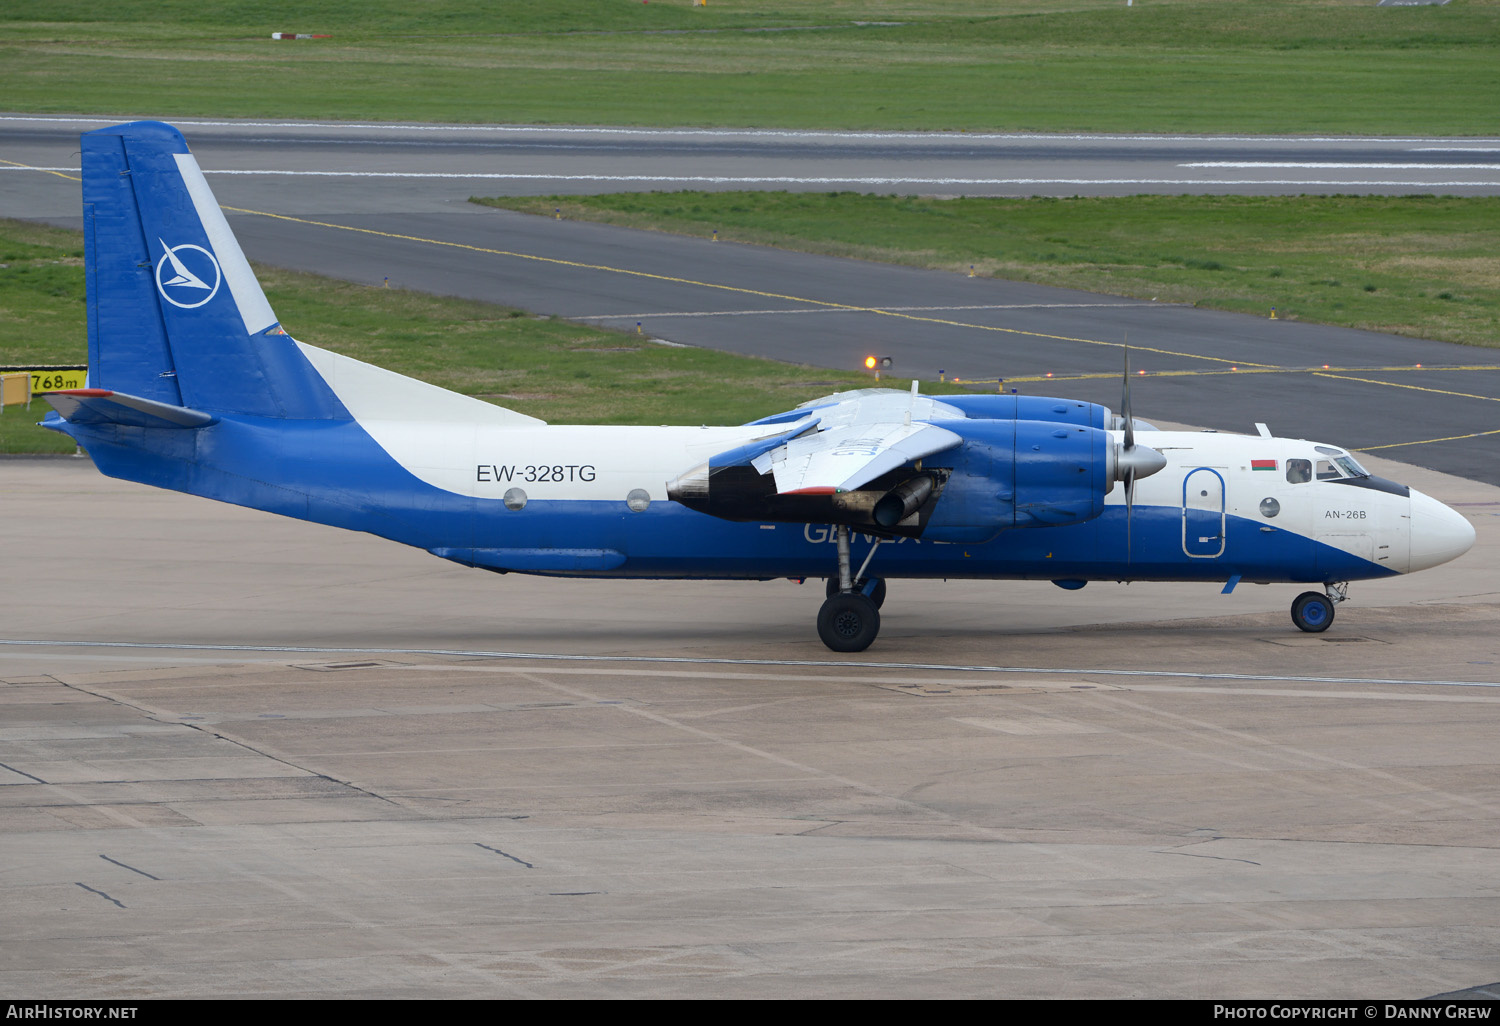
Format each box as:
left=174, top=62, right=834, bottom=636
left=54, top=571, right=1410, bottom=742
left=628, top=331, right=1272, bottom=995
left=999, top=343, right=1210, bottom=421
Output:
left=1045, top=372, right=1053, bottom=378
left=864, top=356, right=877, bottom=370
left=1231, top=366, right=1238, bottom=371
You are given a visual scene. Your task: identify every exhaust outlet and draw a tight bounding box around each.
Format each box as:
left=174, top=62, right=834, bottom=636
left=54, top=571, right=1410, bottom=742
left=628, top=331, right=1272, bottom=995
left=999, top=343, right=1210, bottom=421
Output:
left=872, top=474, right=934, bottom=528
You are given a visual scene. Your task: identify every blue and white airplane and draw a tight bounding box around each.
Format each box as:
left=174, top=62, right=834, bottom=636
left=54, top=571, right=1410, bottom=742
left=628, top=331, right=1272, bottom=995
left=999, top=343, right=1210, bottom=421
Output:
left=42, top=121, right=1475, bottom=652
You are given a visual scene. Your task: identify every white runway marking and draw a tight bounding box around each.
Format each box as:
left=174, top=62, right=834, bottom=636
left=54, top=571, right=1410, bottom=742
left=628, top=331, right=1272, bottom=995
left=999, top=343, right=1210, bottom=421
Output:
left=4, top=638, right=1497, bottom=690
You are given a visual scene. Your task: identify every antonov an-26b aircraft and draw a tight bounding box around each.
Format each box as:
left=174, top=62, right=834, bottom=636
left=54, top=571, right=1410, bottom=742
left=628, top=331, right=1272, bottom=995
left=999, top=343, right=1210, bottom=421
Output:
left=42, top=122, right=1476, bottom=651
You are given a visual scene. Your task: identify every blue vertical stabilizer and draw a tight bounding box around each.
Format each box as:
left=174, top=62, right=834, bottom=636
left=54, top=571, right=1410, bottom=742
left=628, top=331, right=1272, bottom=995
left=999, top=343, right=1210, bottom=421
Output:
left=81, top=121, right=348, bottom=421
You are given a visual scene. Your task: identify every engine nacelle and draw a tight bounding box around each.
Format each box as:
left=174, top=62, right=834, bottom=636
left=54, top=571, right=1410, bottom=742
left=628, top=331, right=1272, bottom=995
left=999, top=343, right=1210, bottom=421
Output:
left=938, top=395, right=1110, bottom=430
left=920, top=419, right=1114, bottom=543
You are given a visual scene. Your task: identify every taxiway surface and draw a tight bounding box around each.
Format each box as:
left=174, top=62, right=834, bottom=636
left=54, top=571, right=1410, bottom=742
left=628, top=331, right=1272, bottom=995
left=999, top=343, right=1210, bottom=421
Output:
left=2, top=455, right=1498, bottom=998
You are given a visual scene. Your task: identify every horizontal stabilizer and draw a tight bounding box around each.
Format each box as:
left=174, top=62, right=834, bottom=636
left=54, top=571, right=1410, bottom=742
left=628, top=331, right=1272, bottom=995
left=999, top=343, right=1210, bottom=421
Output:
left=43, top=389, right=218, bottom=430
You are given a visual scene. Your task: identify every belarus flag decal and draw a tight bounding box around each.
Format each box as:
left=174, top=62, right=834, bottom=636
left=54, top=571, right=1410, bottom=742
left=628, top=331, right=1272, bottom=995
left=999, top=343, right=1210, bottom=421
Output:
left=1251, top=459, right=1277, bottom=471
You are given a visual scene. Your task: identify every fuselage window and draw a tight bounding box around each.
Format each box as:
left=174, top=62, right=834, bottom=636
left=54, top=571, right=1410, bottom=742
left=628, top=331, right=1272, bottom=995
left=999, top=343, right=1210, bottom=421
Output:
left=1286, top=459, right=1312, bottom=484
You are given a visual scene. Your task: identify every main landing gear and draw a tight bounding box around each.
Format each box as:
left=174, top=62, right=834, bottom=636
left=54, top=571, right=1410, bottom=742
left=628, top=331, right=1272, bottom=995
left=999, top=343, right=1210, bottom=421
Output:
left=817, top=525, right=886, bottom=652
left=1291, top=582, right=1348, bottom=633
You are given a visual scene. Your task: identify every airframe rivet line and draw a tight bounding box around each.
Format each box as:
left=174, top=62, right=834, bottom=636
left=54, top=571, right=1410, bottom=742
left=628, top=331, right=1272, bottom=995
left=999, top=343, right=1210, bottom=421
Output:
left=219, top=204, right=1278, bottom=369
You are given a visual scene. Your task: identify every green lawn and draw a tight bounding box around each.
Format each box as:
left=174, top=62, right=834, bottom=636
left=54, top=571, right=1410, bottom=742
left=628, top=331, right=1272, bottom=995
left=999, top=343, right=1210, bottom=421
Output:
left=1, top=1, right=1495, bottom=134
left=0, top=217, right=925, bottom=453
left=477, top=192, right=1500, bottom=348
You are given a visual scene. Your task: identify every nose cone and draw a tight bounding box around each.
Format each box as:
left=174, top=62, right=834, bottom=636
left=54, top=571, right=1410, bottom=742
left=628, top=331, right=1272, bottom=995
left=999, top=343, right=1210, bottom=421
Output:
left=1408, top=488, right=1475, bottom=573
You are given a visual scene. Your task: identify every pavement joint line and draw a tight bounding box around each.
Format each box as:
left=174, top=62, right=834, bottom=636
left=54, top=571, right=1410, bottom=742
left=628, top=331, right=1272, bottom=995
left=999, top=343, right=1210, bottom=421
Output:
left=220, top=204, right=1279, bottom=368
left=1310, top=371, right=1500, bottom=404
left=3, top=639, right=1496, bottom=689
left=1361, top=427, right=1500, bottom=451
left=0, top=158, right=79, bottom=182
left=574, top=302, right=1157, bottom=319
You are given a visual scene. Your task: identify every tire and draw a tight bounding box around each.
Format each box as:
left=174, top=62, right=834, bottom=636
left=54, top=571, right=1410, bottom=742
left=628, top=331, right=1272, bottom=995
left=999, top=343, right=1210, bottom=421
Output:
left=825, top=576, right=887, bottom=609
left=817, top=593, right=881, bottom=652
left=1291, top=591, right=1335, bottom=633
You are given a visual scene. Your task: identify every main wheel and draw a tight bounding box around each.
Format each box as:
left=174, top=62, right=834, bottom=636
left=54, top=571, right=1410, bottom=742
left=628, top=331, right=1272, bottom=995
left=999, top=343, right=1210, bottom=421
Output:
left=825, top=576, right=887, bottom=609
left=1291, top=591, right=1335, bottom=633
left=817, top=592, right=881, bottom=652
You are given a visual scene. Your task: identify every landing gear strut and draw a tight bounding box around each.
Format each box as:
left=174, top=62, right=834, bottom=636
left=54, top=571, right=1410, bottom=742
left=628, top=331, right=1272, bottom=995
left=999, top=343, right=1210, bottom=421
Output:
left=825, top=575, right=887, bottom=609
left=816, top=526, right=883, bottom=652
left=1290, top=582, right=1347, bottom=634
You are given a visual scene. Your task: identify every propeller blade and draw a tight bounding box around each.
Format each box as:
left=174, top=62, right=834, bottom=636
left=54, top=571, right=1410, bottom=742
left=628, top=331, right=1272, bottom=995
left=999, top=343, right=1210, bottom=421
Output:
left=1122, top=345, right=1134, bottom=452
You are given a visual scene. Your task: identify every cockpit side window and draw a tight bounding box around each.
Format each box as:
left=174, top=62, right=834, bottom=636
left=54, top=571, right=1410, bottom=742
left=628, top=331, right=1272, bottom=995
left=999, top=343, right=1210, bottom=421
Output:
left=1286, top=458, right=1312, bottom=484
left=1316, top=458, right=1341, bottom=481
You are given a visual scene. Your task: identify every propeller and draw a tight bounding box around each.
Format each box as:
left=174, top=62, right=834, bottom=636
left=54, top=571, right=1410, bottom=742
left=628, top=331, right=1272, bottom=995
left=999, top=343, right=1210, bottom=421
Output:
left=1113, top=345, right=1167, bottom=558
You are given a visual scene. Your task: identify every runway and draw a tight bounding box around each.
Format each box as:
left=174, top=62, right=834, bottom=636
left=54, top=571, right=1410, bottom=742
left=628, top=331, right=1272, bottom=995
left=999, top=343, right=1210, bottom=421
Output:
left=2, top=455, right=1498, bottom=998
left=8, top=116, right=1500, bottom=200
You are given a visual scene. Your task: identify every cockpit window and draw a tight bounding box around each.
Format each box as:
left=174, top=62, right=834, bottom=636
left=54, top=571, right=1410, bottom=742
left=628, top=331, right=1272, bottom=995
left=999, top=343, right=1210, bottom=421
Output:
left=1311, top=446, right=1369, bottom=481
left=1334, top=455, right=1368, bottom=478
left=1286, top=459, right=1312, bottom=484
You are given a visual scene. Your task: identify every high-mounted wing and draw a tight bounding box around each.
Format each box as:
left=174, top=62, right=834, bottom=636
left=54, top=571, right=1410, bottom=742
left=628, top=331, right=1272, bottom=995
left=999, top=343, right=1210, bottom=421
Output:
left=752, top=387, right=963, bottom=494
left=668, top=385, right=963, bottom=535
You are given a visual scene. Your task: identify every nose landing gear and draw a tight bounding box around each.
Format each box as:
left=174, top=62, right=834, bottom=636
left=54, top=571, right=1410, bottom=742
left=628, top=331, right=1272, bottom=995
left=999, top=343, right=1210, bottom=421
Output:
left=1291, top=582, right=1348, bottom=633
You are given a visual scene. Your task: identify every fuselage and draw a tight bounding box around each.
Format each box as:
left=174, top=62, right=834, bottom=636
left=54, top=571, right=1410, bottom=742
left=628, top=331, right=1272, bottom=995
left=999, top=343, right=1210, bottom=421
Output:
left=70, top=399, right=1474, bottom=588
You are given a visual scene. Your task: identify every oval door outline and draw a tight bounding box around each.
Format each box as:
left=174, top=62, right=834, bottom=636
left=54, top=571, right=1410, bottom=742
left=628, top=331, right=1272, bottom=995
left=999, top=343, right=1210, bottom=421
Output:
left=1182, top=467, right=1227, bottom=558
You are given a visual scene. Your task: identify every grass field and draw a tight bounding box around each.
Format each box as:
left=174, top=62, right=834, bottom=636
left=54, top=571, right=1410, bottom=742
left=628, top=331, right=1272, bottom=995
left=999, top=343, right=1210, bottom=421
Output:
left=0, top=217, right=917, bottom=454
left=1, top=1, right=1496, bottom=134
left=477, top=192, right=1500, bottom=348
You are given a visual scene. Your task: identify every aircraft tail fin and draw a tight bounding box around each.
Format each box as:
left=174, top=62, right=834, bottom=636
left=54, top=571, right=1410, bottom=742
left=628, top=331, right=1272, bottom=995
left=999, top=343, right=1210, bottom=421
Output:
left=82, top=121, right=347, bottom=420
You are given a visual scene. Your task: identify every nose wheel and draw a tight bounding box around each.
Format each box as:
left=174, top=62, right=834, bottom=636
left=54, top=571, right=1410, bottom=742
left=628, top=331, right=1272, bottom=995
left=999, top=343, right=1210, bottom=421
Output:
left=1291, top=583, right=1346, bottom=633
